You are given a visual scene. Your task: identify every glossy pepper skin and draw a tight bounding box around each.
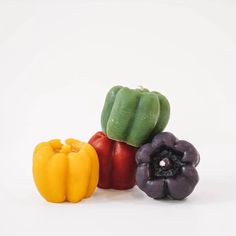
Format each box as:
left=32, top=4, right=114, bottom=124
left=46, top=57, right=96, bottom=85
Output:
left=101, top=86, right=170, bottom=147
left=33, top=139, right=99, bottom=203
left=136, top=132, right=200, bottom=200
left=89, top=131, right=137, bottom=189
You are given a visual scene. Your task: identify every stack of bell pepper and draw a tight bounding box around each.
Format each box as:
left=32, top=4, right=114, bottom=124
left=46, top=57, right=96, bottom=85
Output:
left=33, top=85, right=200, bottom=202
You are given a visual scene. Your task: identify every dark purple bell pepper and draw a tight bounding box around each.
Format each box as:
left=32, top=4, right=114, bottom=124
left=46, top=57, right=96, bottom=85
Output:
left=135, top=132, right=200, bottom=200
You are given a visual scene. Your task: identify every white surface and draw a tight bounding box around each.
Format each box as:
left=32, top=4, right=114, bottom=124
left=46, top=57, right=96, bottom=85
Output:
left=1, top=0, right=236, bottom=235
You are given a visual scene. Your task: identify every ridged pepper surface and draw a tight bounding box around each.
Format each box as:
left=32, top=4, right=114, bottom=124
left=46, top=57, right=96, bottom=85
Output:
left=89, top=132, right=137, bottom=190
left=135, top=132, right=200, bottom=200
left=33, top=138, right=99, bottom=203
left=101, top=86, right=170, bottom=147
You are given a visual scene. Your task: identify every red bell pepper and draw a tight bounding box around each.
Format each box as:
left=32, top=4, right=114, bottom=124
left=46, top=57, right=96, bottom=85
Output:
left=89, top=131, right=137, bottom=190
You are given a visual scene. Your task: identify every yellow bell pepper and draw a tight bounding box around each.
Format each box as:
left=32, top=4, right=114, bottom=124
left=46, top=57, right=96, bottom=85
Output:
left=32, top=138, right=99, bottom=203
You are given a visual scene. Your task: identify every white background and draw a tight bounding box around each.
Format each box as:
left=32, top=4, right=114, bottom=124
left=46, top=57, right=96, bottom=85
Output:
left=0, top=0, right=236, bottom=235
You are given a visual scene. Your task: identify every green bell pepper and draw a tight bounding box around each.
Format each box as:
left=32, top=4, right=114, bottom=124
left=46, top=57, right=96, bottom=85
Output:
left=101, top=86, right=170, bottom=147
